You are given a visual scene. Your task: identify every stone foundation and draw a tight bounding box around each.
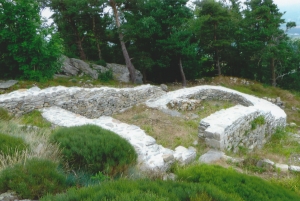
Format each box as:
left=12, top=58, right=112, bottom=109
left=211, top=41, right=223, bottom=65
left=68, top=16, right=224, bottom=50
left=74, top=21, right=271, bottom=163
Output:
left=0, top=84, right=287, bottom=163
left=146, top=85, right=286, bottom=152
left=0, top=84, right=165, bottom=118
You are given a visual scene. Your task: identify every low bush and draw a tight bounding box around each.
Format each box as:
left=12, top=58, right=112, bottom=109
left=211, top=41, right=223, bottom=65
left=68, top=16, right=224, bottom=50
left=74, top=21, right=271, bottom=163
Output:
left=176, top=164, right=300, bottom=201
left=0, top=133, right=28, bottom=156
left=50, top=124, right=137, bottom=176
left=41, top=179, right=242, bottom=201
left=0, top=158, right=67, bottom=199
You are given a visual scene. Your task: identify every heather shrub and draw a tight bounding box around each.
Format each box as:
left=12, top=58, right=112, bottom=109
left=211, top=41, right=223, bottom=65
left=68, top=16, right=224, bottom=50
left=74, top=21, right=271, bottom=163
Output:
left=0, top=158, right=67, bottom=199
left=50, top=124, right=137, bottom=176
left=41, top=179, right=241, bottom=201
left=176, top=164, right=300, bottom=201
left=0, top=133, right=28, bottom=156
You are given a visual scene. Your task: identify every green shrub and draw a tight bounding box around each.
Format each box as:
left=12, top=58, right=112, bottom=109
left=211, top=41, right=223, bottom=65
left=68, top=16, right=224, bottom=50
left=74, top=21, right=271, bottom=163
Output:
left=0, top=158, right=67, bottom=199
left=95, top=59, right=107, bottom=67
left=251, top=115, right=266, bottom=130
left=41, top=179, right=242, bottom=201
left=0, top=107, right=12, bottom=121
left=176, top=164, right=300, bottom=201
left=99, top=69, right=113, bottom=82
left=50, top=124, right=137, bottom=176
left=0, top=133, right=28, bottom=156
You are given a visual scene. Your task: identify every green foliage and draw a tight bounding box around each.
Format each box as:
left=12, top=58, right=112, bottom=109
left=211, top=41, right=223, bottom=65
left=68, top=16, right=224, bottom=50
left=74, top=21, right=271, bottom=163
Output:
left=176, top=164, right=300, bottom=201
left=194, top=0, right=233, bottom=75
left=64, top=170, right=101, bottom=187
left=98, top=69, right=113, bottom=82
left=50, top=124, right=137, bottom=176
left=95, top=59, right=107, bottom=67
left=0, top=0, right=63, bottom=81
left=0, top=133, right=28, bottom=156
left=0, top=158, right=67, bottom=199
left=0, top=107, right=12, bottom=121
left=21, top=110, right=51, bottom=128
left=41, top=179, right=242, bottom=201
left=91, top=171, right=110, bottom=183
left=251, top=115, right=266, bottom=130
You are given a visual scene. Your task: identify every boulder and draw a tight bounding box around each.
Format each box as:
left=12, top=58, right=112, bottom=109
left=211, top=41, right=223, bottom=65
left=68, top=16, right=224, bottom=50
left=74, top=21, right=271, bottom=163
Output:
left=60, top=56, right=143, bottom=83
left=106, top=63, right=143, bottom=84
left=66, top=57, right=98, bottom=79
left=60, top=56, right=79, bottom=76
left=160, top=84, right=168, bottom=92
left=0, top=80, right=18, bottom=89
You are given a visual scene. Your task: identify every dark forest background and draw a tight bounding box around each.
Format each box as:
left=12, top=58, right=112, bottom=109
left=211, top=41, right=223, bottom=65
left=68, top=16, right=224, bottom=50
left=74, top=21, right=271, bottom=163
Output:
left=1, top=0, right=300, bottom=90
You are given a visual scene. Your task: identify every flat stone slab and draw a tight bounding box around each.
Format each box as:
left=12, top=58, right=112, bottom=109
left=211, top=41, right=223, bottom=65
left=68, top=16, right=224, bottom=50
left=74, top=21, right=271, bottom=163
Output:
left=41, top=106, right=196, bottom=172
left=0, top=80, right=18, bottom=89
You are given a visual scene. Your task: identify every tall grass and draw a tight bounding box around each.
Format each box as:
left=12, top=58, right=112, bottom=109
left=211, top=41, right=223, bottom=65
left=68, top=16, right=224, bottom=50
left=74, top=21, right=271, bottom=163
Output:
left=0, top=120, right=61, bottom=171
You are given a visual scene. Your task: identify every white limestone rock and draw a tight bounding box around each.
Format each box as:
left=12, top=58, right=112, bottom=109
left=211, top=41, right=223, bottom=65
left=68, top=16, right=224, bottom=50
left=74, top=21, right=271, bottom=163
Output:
left=275, top=163, right=289, bottom=172
left=199, top=150, right=225, bottom=164
left=173, top=146, right=196, bottom=166
left=289, top=165, right=300, bottom=172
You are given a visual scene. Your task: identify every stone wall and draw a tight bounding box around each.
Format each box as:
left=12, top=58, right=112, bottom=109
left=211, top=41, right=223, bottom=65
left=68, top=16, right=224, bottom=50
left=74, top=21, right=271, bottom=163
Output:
left=0, top=84, right=287, bottom=154
left=146, top=85, right=286, bottom=152
left=0, top=85, right=165, bottom=118
left=187, top=88, right=253, bottom=106
left=198, top=105, right=282, bottom=152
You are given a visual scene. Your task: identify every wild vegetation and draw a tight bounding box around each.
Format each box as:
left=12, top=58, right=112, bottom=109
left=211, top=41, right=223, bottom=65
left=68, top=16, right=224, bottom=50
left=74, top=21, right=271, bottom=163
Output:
left=1, top=0, right=300, bottom=200
left=1, top=76, right=300, bottom=200
left=1, top=0, right=300, bottom=90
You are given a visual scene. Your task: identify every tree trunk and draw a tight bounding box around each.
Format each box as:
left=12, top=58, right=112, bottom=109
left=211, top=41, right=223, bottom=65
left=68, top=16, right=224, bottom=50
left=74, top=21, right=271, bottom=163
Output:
left=71, top=19, right=86, bottom=60
left=179, top=57, right=186, bottom=87
left=271, top=58, right=276, bottom=87
left=215, top=49, right=221, bottom=76
left=110, top=0, right=136, bottom=83
left=75, top=31, right=86, bottom=60
left=92, top=16, right=102, bottom=60
left=142, top=69, right=147, bottom=83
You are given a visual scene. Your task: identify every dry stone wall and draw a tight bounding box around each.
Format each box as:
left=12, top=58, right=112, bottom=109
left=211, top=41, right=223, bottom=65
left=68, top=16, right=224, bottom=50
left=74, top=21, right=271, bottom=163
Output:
left=146, top=85, right=286, bottom=152
left=199, top=105, right=276, bottom=152
left=0, top=85, right=165, bottom=118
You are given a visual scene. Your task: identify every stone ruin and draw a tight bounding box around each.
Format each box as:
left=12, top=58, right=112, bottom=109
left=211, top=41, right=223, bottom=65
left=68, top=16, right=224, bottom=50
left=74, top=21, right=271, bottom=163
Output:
left=0, top=84, right=286, bottom=172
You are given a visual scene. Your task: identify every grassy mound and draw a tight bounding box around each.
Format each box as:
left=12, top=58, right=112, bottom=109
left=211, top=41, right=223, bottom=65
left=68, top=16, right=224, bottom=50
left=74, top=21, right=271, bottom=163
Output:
left=50, top=124, right=137, bottom=176
left=176, top=164, right=300, bottom=201
left=41, top=179, right=242, bottom=201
